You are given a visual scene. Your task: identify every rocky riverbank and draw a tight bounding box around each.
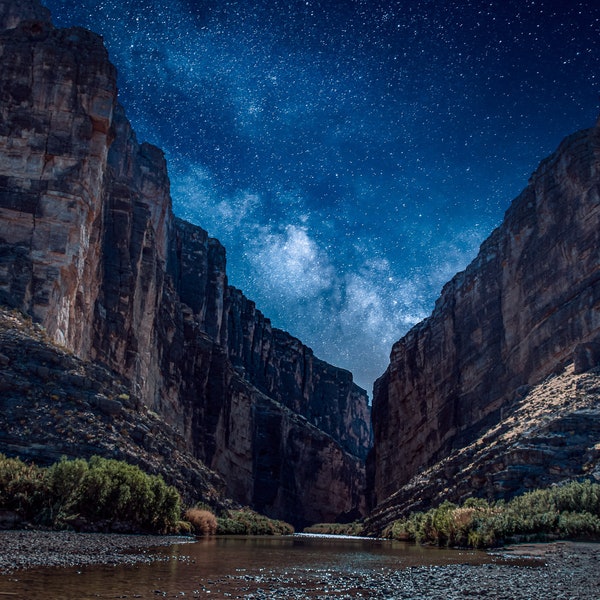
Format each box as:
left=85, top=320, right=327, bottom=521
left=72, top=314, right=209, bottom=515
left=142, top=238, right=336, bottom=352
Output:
left=0, top=530, right=192, bottom=574
left=0, top=532, right=599, bottom=598
left=218, top=542, right=600, bottom=599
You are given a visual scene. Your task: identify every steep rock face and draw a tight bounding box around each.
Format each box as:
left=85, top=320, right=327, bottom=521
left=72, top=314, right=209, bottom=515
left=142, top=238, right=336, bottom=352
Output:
left=224, top=287, right=371, bottom=460
left=369, top=121, right=600, bottom=514
left=167, top=219, right=371, bottom=523
left=0, top=17, right=115, bottom=356
left=171, top=219, right=372, bottom=461
left=93, top=105, right=175, bottom=413
left=0, top=307, right=225, bottom=509
left=0, top=0, right=371, bottom=526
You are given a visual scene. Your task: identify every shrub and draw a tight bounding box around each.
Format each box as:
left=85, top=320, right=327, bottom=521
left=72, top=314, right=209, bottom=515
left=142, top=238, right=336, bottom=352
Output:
left=176, top=519, right=193, bottom=534
left=73, top=456, right=181, bottom=533
left=0, top=454, right=47, bottom=522
left=0, top=455, right=181, bottom=534
left=303, top=521, right=364, bottom=536
left=387, top=480, right=600, bottom=548
left=217, top=508, right=294, bottom=535
left=185, top=508, right=218, bottom=536
left=557, top=511, right=600, bottom=537
left=43, top=457, right=89, bottom=526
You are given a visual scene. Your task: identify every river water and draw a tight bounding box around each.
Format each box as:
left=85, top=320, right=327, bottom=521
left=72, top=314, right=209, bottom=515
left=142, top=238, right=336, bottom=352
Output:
left=0, top=534, right=532, bottom=599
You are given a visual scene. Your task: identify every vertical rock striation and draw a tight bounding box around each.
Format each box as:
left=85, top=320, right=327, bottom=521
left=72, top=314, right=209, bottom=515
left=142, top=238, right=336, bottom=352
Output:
left=0, top=14, right=114, bottom=356
left=0, top=0, right=371, bottom=527
left=369, top=120, right=600, bottom=514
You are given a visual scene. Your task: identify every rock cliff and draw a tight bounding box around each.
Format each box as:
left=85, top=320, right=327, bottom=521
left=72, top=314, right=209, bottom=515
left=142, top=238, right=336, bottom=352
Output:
left=368, top=119, right=600, bottom=528
left=0, top=0, right=371, bottom=527
left=366, top=362, right=600, bottom=533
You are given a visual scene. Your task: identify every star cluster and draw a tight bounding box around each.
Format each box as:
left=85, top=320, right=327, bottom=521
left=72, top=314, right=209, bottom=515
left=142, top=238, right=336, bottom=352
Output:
left=44, top=0, right=599, bottom=394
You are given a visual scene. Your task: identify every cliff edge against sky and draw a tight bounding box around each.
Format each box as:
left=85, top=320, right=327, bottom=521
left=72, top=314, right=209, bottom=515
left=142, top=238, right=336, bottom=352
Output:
left=0, top=0, right=372, bottom=527
left=367, top=118, right=600, bottom=531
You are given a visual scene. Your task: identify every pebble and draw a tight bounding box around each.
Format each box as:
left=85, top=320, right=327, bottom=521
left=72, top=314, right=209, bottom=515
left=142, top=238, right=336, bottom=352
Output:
left=0, top=530, right=191, bottom=574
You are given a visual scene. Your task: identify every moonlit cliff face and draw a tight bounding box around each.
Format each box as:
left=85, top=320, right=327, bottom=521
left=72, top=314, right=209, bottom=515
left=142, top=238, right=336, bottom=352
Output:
left=368, top=119, right=600, bottom=523
left=0, top=0, right=372, bottom=527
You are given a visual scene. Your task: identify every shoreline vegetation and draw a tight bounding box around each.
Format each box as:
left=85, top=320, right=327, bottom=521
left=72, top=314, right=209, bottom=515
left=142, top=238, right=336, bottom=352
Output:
left=0, top=456, right=599, bottom=598
left=384, top=480, right=600, bottom=548
left=2, top=454, right=599, bottom=550
left=305, top=480, right=600, bottom=549
left=0, top=454, right=294, bottom=537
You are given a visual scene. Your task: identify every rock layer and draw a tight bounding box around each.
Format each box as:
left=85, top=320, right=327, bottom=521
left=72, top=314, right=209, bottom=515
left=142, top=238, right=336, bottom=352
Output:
left=0, top=307, right=225, bottom=509
left=368, top=120, right=600, bottom=521
left=0, top=0, right=371, bottom=527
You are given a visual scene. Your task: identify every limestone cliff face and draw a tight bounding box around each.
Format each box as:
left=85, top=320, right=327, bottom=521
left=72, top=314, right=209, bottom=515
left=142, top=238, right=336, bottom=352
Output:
left=0, top=14, right=114, bottom=357
left=0, top=0, right=371, bottom=526
left=369, top=121, right=600, bottom=515
left=365, top=362, right=600, bottom=533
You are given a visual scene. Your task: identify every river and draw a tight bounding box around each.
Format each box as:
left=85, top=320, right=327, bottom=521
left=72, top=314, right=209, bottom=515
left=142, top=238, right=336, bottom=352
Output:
left=0, top=533, right=554, bottom=599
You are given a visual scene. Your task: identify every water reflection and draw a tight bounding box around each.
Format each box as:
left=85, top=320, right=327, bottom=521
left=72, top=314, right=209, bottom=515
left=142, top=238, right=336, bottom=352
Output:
left=0, top=534, right=516, bottom=599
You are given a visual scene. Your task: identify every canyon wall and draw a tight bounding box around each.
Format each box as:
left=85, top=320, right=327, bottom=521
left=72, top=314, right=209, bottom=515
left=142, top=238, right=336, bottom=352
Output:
left=369, top=120, right=600, bottom=516
left=0, top=1, right=371, bottom=527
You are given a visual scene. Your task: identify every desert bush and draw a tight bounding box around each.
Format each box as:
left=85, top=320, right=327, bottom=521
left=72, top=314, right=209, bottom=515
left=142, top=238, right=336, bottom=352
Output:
left=176, top=519, right=193, bottom=534
left=74, top=456, right=181, bottom=533
left=185, top=508, right=218, bottom=536
left=557, top=511, right=600, bottom=536
left=217, top=508, right=294, bottom=535
left=0, top=455, right=181, bottom=533
left=303, top=521, right=364, bottom=536
left=387, top=480, right=600, bottom=548
left=43, top=457, right=89, bottom=525
left=384, top=511, right=424, bottom=541
left=0, top=454, right=46, bottom=522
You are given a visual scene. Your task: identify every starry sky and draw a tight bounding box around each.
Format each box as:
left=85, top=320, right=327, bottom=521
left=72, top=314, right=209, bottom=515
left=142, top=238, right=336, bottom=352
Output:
left=43, top=0, right=599, bottom=395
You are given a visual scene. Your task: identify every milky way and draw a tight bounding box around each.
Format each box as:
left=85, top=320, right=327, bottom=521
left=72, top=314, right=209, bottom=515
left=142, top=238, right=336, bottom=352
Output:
left=43, top=0, right=599, bottom=394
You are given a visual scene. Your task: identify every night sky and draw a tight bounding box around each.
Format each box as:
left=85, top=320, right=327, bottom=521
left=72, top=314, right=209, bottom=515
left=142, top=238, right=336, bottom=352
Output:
left=43, top=0, right=599, bottom=395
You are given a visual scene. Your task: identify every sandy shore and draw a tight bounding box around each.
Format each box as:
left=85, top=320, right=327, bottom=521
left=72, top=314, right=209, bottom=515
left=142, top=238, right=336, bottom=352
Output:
left=0, top=532, right=599, bottom=599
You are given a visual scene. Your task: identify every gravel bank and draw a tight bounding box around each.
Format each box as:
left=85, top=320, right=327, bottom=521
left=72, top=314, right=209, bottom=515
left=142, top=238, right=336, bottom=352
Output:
left=213, top=541, right=600, bottom=599
left=0, top=530, right=192, bottom=573
left=0, top=532, right=598, bottom=599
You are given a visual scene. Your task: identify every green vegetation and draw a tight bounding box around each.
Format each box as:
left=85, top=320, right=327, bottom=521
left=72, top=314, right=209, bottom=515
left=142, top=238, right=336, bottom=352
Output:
left=303, top=521, right=365, bottom=536
left=0, top=454, right=181, bottom=534
left=385, top=480, right=600, bottom=548
left=217, top=508, right=294, bottom=535
left=0, top=455, right=295, bottom=537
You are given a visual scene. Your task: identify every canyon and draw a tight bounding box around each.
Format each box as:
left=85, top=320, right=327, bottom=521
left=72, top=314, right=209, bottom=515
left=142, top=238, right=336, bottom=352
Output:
left=1, top=0, right=599, bottom=534
left=0, top=0, right=371, bottom=528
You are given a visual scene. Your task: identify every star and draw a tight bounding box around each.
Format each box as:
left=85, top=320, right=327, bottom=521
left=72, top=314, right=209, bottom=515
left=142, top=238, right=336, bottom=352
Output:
left=44, top=0, right=600, bottom=394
